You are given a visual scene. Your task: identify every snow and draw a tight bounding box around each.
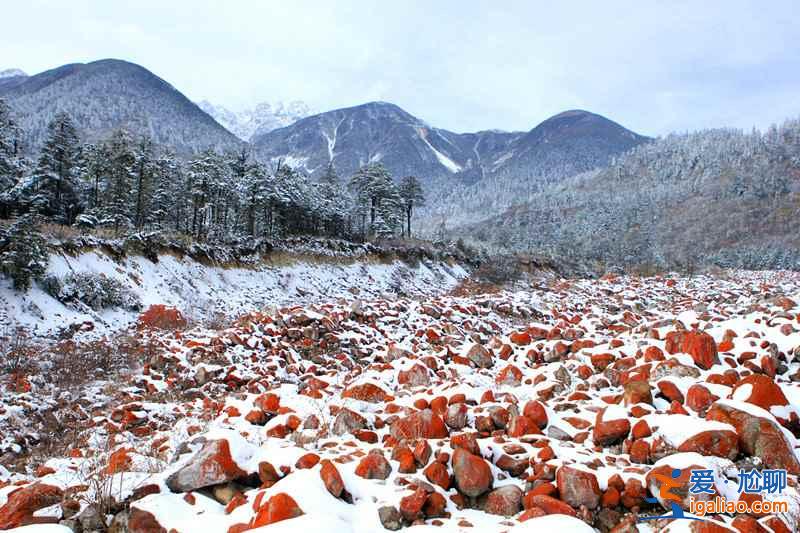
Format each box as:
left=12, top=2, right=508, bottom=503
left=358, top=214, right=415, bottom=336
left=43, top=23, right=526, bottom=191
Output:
left=0, top=68, right=27, bottom=79
left=509, top=515, right=596, bottom=532
left=6, top=526, right=73, bottom=533
left=644, top=414, right=736, bottom=447
left=416, top=128, right=462, bottom=173
left=0, top=249, right=468, bottom=336
left=2, top=270, right=800, bottom=532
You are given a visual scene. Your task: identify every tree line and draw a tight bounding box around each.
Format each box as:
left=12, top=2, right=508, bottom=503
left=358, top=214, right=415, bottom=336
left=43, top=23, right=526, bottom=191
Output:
left=0, top=100, right=426, bottom=243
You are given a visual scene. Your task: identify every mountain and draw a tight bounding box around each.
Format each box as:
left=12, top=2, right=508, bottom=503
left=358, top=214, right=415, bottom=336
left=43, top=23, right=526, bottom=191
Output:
left=487, top=109, right=649, bottom=182
left=198, top=100, right=312, bottom=141
left=452, top=118, right=800, bottom=273
left=0, top=68, right=27, bottom=79
left=0, top=59, right=241, bottom=154
left=253, top=101, right=472, bottom=180
left=252, top=102, right=647, bottom=194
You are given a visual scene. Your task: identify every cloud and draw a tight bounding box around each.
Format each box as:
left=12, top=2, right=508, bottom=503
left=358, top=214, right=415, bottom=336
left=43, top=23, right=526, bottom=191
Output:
left=2, top=0, right=799, bottom=136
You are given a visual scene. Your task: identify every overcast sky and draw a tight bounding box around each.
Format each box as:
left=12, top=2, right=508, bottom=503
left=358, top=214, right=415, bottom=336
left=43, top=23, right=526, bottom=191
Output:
left=3, top=1, right=799, bottom=136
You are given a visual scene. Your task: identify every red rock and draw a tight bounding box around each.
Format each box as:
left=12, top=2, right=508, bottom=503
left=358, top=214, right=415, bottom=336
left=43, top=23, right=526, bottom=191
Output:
left=601, top=487, right=620, bottom=508
left=621, top=478, right=647, bottom=509
left=678, top=429, right=739, bottom=460
left=252, top=493, right=304, bottom=527
left=495, top=454, right=529, bottom=477
left=465, top=343, right=494, bottom=368
left=399, top=487, right=427, bottom=522
left=623, top=380, right=652, bottom=406
left=507, top=415, right=541, bottom=437
left=665, top=330, right=719, bottom=370
left=138, top=304, right=186, bottom=330
left=452, top=448, right=493, bottom=498
left=556, top=465, right=601, bottom=510
left=761, top=516, right=791, bottom=533
left=481, top=485, right=523, bottom=516
left=320, top=460, right=345, bottom=498
left=355, top=451, right=392, bottom=480
left=686, top=385, right=716, bottom=412
left=245, top=409, right=267, bottom=425
left=591, top=353, right=616, bottom=371
left=657, top=380, right=684, bottom=402
left=644, top=346, right=665, bottom=362
left=518, top=507, right=548, bottom=521
left=295, top=453, right=320, bottom=469
left=390, top=409, right=449, bottom=440
left=496, top=364, right=523, bottom=386
left=342, top=383, right=390, bottom=403
left=225, top=493, right=247, bottom=514
left=731, top=374, right=788, bottom=410
left=706, top=402, right=800, bottom=474
left=0, top=483, right=64, bottom=530
left=629, top=439, right=649, bottom=464
left=510, top=331, right=532, bottom=345
left=254, top=393, right=280, bottom=413
left=424, top=462, right=451, bottom=490
left=398, top=364, right=430, bottom=387
left=166, top=439, right=247, bottom=492
left=413, top=439, right=432, bottom=466
left=593, top=410, right=630, bottom=446
left=731, top=515, right=769, bottom=533
left=129, top=507, right=167, bottom=533
left=527, top=482, right=557, bottom=498
left=522, top=400, right=549, bottom=429
left=423, top=492, right=448, bottom=518
left=522, top=494, right=576, bottom=516
left=106, top=447, right=133, bottom=475
left=450, top=432, right=481, bottom=455
left=34, top=465, right=55, bottom=477
left=393, top=446, right=417, bottom=473
left=631, top=420, right=652, bottom=439
left=445, top=403, right=468, bottom=429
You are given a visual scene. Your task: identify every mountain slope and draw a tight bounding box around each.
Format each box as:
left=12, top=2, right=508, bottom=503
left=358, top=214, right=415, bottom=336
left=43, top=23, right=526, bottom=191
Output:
left=252, top=103, right=647, bottom=198
left=252, top=101, right=524, bottom=183
left=0, top=59, right=241, bottom=153
left=453, top=119, right=800, bottom=272
left=420, top=110, right=650, bottom=229
left=490, top=109, right=649, bottom=181
left=198, top=100, right=312, bottom=141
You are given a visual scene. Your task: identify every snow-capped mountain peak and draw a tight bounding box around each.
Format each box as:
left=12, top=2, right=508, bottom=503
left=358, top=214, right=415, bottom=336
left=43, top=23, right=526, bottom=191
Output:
left=198, top=100, right=313, bottom=141
left=0, top=68, right=27, bottom=79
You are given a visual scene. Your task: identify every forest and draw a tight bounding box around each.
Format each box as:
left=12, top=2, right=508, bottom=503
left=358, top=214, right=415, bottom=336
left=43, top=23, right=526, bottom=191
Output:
left=0, top=99, right=426, bottom=289
left=449, top=119, right=800, bottom=273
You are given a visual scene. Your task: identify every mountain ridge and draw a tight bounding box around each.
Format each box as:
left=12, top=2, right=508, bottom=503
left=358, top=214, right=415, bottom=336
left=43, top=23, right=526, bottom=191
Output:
left=0, top=58, right=241, bottom=154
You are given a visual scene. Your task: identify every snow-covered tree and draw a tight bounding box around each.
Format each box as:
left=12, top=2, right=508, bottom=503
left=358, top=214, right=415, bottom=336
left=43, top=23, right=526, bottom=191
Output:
left=349, top=163, right=403, bottom=239
left=0, top=215, right=48, bottom=290
left=28, top=112, right=82, bottom=223
left=398, top=175, right=425, bottom=238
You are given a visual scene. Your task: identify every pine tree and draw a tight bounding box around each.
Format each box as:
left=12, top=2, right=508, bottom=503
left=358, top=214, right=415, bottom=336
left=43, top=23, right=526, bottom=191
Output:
left=132, top=135, right=156, bottom=229
left=31, top=112, right=82, bottom=223
left=398, top=175, right=425, bottom=238
left=0, top=215, right=48, bottom=290
left=102, top=129, right=136, bottom=232
left=349, top=163, right=402, bottom=239
left=0, top=99, right=24, bottom=194
left=150, top=149, right=181, bottom=230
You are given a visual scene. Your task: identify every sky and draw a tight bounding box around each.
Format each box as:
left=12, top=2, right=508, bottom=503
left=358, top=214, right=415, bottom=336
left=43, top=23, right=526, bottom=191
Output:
left=2, top=1, right=799, bottom=136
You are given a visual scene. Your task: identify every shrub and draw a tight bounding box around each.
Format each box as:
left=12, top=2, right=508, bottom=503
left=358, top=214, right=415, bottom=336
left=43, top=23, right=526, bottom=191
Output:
left=138, top=304, right=187, bottom=330
left=51, top=272, right=141, bottom=311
